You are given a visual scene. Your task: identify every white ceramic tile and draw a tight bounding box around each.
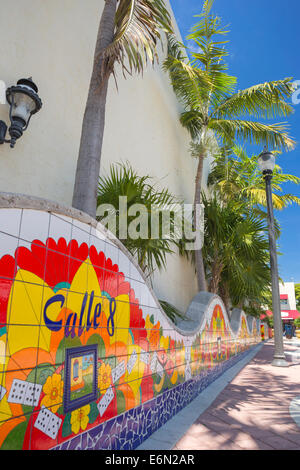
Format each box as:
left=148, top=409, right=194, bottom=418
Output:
left=51, top=212, right=72, bottom=224
left=163, top=329, right=174, bottom=342
left=19, top=209, right=50, bottom=243
left=0, top=231, right=19, bottom=259
left=128, top=278, right=142, bottom=305
left=145, top=305, right=156, bottom=321
left=71, top=224, right=90, bottom=247
left=129, top=262, right=142, bottom=282
left=48, top=213, right=72, bottom=242
left=159, top=314, right=171, bottom=332
left=0, top=208, right=22, bottom=237
left=93, top=222, right=108, bottom=241
left=140, top=283, right=151, bottom=307
left=147, top=290, right=158, bottom=308
left=173, top=330, right=181, bottom=344
left=72, top=217, right=91, bottom=235
left=105, top=241, right=119, bottom=266
left=118, top=251, right=130, bottom=278
left=149, top=307, right=161, bottom=327
left=90, top=227, right=106, bottom=254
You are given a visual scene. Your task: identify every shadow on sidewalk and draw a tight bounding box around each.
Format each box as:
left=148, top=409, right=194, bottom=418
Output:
left=174, top=341, right=300, bottom=450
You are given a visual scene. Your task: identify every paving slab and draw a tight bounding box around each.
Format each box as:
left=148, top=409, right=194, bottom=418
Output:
left=174, top=340, right=300, bottom=450
left=137, top=342, right=264, bottom=450
left=137, top=339, right=300, bottom=451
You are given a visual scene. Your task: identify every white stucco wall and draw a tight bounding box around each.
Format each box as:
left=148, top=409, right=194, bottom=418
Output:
left=0, top=0, right=211, bottom=312
left=279, top=282, right=297, bottom=311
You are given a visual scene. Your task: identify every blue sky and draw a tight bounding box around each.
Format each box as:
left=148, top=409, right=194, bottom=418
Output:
left=169, top=0, right=300, bottom=283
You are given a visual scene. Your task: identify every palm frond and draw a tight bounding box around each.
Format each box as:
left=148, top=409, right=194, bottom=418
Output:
left=100, top=0, right=173, bottom=77
left=187, top=0, right=237, bottom=98
left=159, top=299, right=186, bottom=323
left=201, top=191, right=272, bottom=306
left=212, top=78, right=295, bottom=120
left=179, top=110, right=206, bottom=140
left=163, top=35, right=212, bottom=112
left=97, top=162, right=182, bottom=277
left=208, top=118, right=296, bottom=150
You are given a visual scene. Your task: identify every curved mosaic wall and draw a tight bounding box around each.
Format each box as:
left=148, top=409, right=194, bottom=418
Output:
left=0, top=195, right=267, bottom=450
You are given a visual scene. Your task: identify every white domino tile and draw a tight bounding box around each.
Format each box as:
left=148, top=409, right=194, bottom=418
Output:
left=34, top=406, right=62, bottom=440
left=97, top=386, right=115, bottom=417
left=23, top=383, right=42, bottom=407
left=127, top=350, right=138, bottom=375
left=111, top=361, right=126, bottom=384
left=8, top=379, right=28, bottom=404
left=0, top=385, right=7, bottom=402
left=8, top=379, right=42, bottom=407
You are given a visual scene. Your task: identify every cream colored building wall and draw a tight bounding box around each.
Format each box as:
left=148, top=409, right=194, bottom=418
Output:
left=0, top=0, right=212, bottom=312
left=279, top=282, right=297, bottom=311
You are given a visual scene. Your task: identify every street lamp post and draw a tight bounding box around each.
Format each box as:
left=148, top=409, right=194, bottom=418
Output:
left=258, top=148, right=288, bottom=367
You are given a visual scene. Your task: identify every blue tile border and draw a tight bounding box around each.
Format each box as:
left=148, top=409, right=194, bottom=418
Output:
left=51, top=345, right=257, bottom=450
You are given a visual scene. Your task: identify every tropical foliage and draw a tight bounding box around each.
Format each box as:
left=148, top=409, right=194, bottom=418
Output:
left=294, top=317, right=300, bottom=329
left=203, top=141, right=300, bottom=315
left=163, top=0, right=295, bottom=292
left=264, top=313, right=274, bottom=329
left=295, top=284, right=300, bottom=311
left=208, top=145, right=300, bottom=212
left=102, top=0, right=174, bottom=79
left=96, top=162, right=186, bottom=323
left=203, top=139, right=300, bottom=316
left=201, top=192, right=272, bottom=315
left=158, top=299, right=185, bottom=323
left=72, top=0, right=297, bottom=322
left=97, top=162, right=182, bottom=276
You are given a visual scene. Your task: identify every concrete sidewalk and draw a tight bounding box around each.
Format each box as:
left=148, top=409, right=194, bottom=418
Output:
left=137, top=339, right=300, bottom=451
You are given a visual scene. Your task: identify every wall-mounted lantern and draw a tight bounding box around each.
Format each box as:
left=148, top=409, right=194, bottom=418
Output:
left=0, top=78, right=42, bottom=148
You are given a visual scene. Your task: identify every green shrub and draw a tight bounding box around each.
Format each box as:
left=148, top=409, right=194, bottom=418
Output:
left=294, top=317, right=300, bottom=329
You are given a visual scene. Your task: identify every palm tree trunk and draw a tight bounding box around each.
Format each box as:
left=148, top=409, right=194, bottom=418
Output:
left=72, top=0, right=117, bottom=218
left=194, top=155, right=207, bottom=292
left=219, top=282, right=231, bottom=313
left=209, top=258, right=223, bottom=294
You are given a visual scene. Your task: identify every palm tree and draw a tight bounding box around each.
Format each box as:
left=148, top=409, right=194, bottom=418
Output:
left=204, top=144, right=300, bottom=316
left=97, top=162, right=182, bottom=276
left=202, top=192, right=272, bottom=313
left=72, top=0, right=173, bottom=218
left=208, top=144, right=300, bottom=211
left=97, top=161, right=187, bottom=323
left=163, top=0, right=295, bottom=292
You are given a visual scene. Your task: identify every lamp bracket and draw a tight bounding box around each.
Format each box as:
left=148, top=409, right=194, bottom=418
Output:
left=0, top=120, right=8, bottom=144
left=263, top=169, right=273, bottom=181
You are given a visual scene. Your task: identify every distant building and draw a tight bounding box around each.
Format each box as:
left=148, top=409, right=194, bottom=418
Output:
left=279, top=282, right=300, bottom=322
left=261, top=281, right=300, bottom=324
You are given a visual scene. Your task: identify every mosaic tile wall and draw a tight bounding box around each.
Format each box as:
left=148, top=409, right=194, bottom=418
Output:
left=0, top=205, right=265, bottom=450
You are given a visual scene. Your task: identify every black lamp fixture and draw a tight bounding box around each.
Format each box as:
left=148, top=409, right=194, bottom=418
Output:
left=0, top=78, right=42, bottom=148
left=257, top=147, right=276, bottom=175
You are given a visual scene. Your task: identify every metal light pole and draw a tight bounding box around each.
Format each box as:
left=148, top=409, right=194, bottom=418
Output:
left=258, top=148, right=288, bottom=367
